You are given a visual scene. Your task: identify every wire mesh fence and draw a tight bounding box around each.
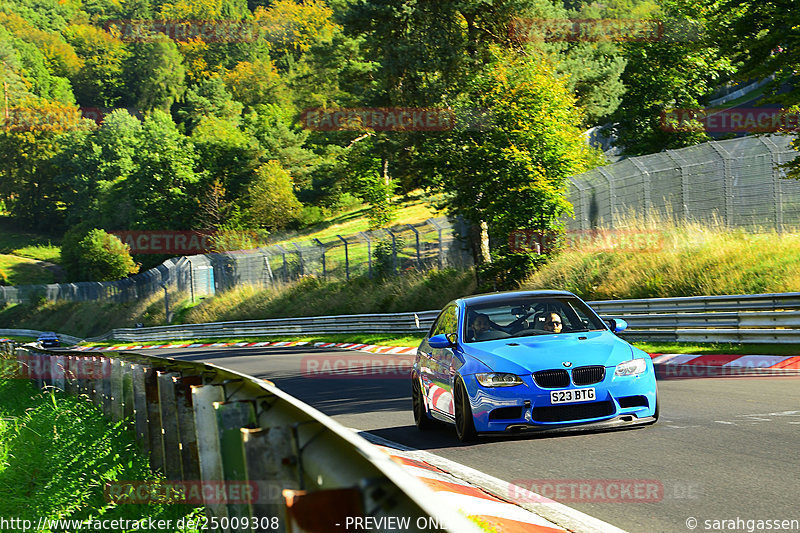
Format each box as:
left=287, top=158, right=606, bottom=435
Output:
left=0, top=217, right=473, bottom=305
left=208, top=216, right=473, bottom=291
left=567, top=135, right=800, bottom=231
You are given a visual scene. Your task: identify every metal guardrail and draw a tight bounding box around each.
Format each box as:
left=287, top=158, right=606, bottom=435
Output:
left=83, top=311, right=442, bottom=343
left=0, top=342, right=480, bottom=533
left=6, top=293, right=800, bottom=346
left=0, top=328, right=84, bottom=346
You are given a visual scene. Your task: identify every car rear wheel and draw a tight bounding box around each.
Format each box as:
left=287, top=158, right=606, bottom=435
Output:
left=454, top=378, right=477, bottom=443
left=412, top=378, right=435, bottom=430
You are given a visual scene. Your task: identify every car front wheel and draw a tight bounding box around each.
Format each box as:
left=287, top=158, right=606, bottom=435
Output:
left=412, top=378, right=435, bottom=430
left=454, top=378, right=477, bottom=443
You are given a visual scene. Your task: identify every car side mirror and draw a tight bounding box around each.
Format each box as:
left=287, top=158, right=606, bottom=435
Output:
left=605, top=318, right=628, bottom=333
left=428, top=333, right=455, bottom=348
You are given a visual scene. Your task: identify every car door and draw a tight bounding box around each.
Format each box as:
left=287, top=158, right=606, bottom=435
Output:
left=428, top=304, right=458, bottom=417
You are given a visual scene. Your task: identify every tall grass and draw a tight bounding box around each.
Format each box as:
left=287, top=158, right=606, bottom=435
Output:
left=186, top=269, right=477, bottom=323
left=0, top=377, right=202, bottom=530
left=522, top=216, right=800, bottom=300
left=0, top=290, right=189, bottom=338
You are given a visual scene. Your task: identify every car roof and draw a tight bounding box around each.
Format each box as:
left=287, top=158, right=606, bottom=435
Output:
left=457, top=289, right=578, bottom=307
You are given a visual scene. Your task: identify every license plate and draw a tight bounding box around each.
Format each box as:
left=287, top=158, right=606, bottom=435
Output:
left=550, top=388, right=595, bottom=404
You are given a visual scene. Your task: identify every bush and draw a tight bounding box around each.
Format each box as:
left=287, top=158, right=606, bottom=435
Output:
left=477, top=252, right=549, bottom=292
left=61, top=228, right=140, bottom=282
left=0, top=269, right=7, bottom=286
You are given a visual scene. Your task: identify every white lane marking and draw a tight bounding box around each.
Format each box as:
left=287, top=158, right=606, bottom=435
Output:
left=714, top=420, right=735, bottom=425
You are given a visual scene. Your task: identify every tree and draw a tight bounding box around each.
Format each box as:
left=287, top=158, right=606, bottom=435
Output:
left=424, top=50, right=602, bottom=267
left=64, top=23, right=128, bottom=107
left=119, top=110, right=202, bottom=229
left=61, top=227, right=140, bottom=282
left=246, top=160, right=302, bottom=230
left=124, top=35, right=186, bottom=112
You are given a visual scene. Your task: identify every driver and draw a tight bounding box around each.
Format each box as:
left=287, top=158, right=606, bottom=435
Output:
left=543, top=312, right=563, bottom=334
left=471, top=313, right=492, bottom=340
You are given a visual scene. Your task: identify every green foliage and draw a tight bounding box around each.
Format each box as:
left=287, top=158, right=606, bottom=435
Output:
left=61, top=227, right=139, bottom=282
left=0, top=379, right=203, bottom=527
left=372, top=236, right=405, bottom=277
left=0, top=268, right=7, bottom=285
left=124, top=36, right=186, bottom=112
left=246, top=160, right=302, bottom=230
left=476, top=252, right=549, bottom=292
left=425, top=50, right=601, bottom=259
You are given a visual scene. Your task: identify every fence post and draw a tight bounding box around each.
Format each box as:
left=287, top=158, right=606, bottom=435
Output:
left=274, top=245, right=289, bottom=282
left=428, top=219, right=444, bottom=270
left=359, top=232, right=372, bottom=278
left=407, top=224, right=421, bottom=269
left=292, top=242, right=304, bottom=276
left=385, top=229, right=397, bottom=275
left=758, top=136, right=784, bottom=233
left=708, top=141, right=734, bottom=227
left=336, top=235, right=349, bottom=281
left=313, top=238, right=326, bottom=279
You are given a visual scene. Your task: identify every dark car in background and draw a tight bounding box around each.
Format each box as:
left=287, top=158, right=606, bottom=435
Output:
left=37, top=332, right=60, bottom=348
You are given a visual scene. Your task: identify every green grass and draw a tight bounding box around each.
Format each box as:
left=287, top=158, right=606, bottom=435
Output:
left=0, top=254, right=56, bottom=285
left=184, top=269, right=476, bottom=324
left=0, top=376, right=202, bottom=531
left=0, top=216, right=61, bottom=264
left=0, top=290, right=189, bottom=339
left=272, top=190, right=443, bottom=246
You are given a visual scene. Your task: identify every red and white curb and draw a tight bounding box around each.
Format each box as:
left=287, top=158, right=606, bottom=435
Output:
left=361, top=433, right=626, bottom=533
left=73, top=341, right=418, bottom=355
left=651, top=353, right=800, bottom=370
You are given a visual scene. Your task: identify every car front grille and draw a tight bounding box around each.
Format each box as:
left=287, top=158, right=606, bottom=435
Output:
left=532, top=369, right=570, bottom=388
left=531, top=401, right=615, bottom=423
left=618, top=395, right=649, bottom=408
left=572, top=365, right=606, bottom=386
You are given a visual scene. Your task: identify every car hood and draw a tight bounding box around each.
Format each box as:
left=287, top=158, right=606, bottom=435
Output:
left=461, top=330, right=635, bottom=374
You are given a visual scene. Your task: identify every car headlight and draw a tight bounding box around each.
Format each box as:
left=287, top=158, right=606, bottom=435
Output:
left=475, top=373, right=524, bottom=387
left=614, top=358, right=647, bottom=376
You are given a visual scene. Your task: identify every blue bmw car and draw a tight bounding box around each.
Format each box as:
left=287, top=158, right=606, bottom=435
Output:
left=411, top=290, right=658, bottom=442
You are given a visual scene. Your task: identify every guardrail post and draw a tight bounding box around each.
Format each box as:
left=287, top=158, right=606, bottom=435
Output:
left=336, top=235, right=349, bottom=281
left=132, top=364, right=149, bottom=446
left=121, top=362, right=135, bottom=426
left=89, top=356, right=103, bottom=407
left=111, top=358, right=124, bottom=423
left=191, top=384, right=229, bottom=522
left=215, top=400, right=257, bottom=524
left=175, top=375, right=203, bottom=483
left=144, top=367, right=165, bottom=472
left=359, top=232, right=372, bottom=278
left=313, top=239, right=326, bottom=279
left=157, top=371, right=184, bottom=480
left=241, top=425, right=297, bottom=533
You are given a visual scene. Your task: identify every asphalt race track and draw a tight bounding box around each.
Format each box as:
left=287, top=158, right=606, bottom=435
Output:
left=148, top=344, right=800, bottom=533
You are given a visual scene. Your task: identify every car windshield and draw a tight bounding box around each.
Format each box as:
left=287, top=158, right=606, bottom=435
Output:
left=463, top=296, right=607, bottom=343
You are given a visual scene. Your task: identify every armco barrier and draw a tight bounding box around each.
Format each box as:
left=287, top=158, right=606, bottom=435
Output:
left=0, top=341, right=481, bottom=533
left=7, top=292, right=800, bottom=346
